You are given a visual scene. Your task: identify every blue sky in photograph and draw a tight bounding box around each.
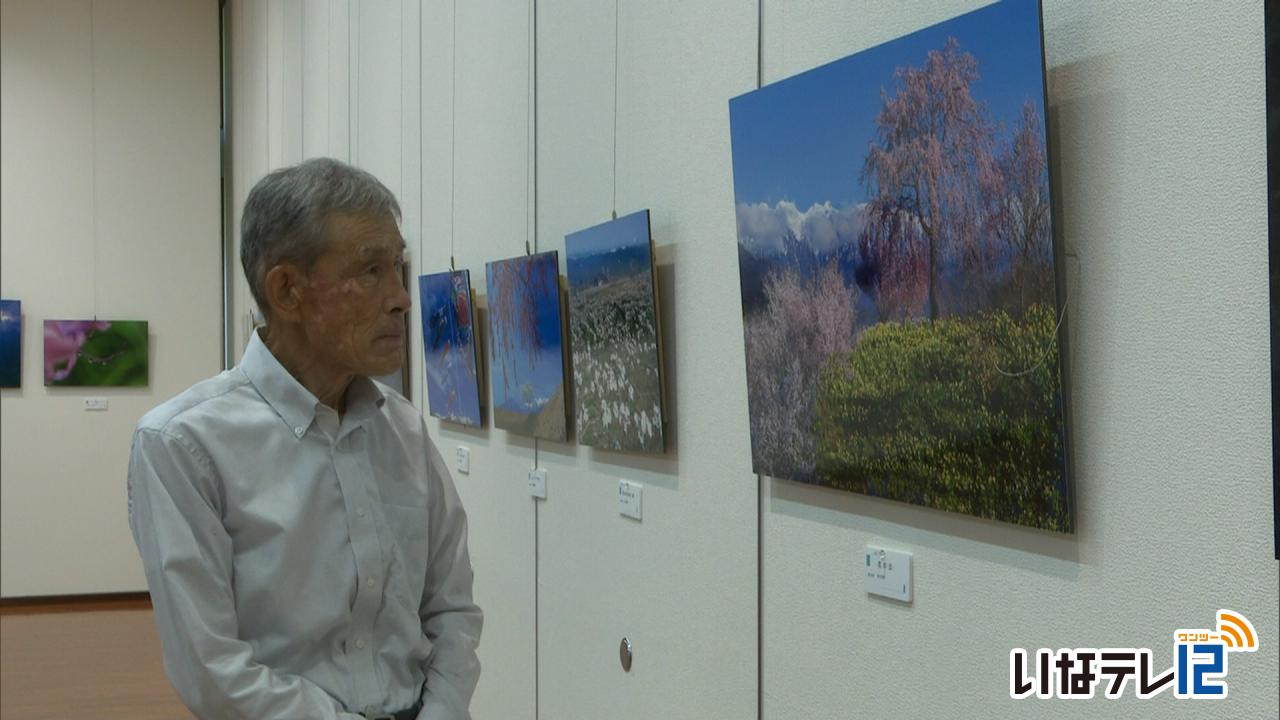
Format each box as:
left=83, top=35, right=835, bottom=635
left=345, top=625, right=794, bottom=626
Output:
left=729, top=0, right=1047, bottom=210
left=565, top=210, right=651, bottom=259
left=486, top=252, right=565, bottom=412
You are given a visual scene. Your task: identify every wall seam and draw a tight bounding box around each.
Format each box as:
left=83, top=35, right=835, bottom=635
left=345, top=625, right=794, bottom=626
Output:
left=348, top=0, right=358, bottom=164
left=220, top=0, right=233, bottom=368
left=755, top=0, right=763, bottom=717
left=530, top=3, right=541, bottom=717
left=417, top=0, right=425, bottom=414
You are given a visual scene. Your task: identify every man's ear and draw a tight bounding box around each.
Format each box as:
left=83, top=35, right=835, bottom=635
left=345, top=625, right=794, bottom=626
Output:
left=263, top=264, right=306, bottom=323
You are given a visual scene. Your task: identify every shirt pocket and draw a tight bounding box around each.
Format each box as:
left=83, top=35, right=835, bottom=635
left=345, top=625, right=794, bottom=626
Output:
left=378, top=502, right=431, bottom=600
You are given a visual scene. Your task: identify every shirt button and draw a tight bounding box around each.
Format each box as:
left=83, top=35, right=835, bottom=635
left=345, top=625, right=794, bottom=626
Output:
left=355, top=506, right=367, bottom=518
left=293, top=426, right=304, bottom=437
left=355, top=637, right=367, bottom=650
left=364, top=577, right=376, bottom=589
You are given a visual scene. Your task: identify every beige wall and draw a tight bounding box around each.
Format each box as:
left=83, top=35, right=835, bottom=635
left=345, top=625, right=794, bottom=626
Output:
left=0, top=0, right=222, bottom=597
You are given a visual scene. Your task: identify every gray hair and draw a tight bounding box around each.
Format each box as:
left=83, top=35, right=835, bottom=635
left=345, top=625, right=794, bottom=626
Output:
left=240, top=157, right=401, bottom=316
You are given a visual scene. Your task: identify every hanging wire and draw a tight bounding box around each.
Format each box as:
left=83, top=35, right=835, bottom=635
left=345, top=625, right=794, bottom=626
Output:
left=611, top=0, right=619, bottom=220
left=450, top=0, right=457, bottom=266
left=526, top=0, right=536, bottom=256
left=90, top=1, right=100, bottom=317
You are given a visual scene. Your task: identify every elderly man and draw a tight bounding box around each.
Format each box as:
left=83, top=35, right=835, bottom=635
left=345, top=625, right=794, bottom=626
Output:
left=128, top=158, right=481, bottom=720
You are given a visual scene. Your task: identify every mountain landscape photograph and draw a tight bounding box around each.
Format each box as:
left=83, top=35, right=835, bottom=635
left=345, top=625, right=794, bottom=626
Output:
left=566, top=210, right=665, bottom=453
left=729, top=0, right=1071, bottom=531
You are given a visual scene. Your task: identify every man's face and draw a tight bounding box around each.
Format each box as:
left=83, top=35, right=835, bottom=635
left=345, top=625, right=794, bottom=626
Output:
left=295, top=211, right=410, bottom=379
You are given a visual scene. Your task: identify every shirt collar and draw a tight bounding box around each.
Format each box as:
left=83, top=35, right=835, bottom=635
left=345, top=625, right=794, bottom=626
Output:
left=239, top=330, right=386, bottom=439
left=344, top=374, right=388, bottom=428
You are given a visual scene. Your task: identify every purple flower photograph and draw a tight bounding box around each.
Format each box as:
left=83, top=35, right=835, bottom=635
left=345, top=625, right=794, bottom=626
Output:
left=44, top=319, right=148, bottom=387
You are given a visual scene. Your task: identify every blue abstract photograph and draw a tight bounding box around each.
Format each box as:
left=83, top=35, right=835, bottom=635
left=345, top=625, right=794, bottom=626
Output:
left=0, top=299, right=20, bottom=388
left=730, top=0, right=1070, bottom=531
left=566, top=210, right=665, bottom=453
left=485, top=251, right=567, bottom=441
left=419, top=270, right=483, bottom=427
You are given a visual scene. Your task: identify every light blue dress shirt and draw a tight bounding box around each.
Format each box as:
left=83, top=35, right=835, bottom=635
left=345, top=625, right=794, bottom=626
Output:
left=128, top=331, right=482, bottom=719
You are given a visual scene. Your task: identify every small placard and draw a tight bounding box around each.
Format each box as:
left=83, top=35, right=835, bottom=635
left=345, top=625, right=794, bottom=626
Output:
left=527, top=468, right=547, bottom=499
left=84, top=398, right=109, bottom=411
left=864, top=546, right=912, bottom=602
left=617, top=479, right=642, bottom=520
left=455, top=446, right=470, bottom=475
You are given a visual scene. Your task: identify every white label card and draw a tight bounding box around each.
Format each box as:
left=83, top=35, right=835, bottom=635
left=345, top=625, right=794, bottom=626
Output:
left=527, top=468, right=547, bottom=499
left=617, top=480, right=642, bottom=520
left=864, top=545, right=912, bottom=602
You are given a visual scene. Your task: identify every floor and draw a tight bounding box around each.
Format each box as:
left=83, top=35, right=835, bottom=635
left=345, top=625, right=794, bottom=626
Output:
left=0, top=599, right=191, bottom=719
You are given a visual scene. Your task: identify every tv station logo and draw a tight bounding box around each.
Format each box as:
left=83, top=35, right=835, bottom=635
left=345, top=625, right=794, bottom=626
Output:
left=1010, top=609, right=1259, bottom=700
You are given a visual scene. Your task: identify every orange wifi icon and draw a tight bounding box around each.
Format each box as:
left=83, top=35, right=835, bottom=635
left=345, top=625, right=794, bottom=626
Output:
left=1216, top=610, right=1258, bottom=651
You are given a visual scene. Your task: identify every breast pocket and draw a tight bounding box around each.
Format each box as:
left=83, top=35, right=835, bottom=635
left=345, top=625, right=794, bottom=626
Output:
left=379, top=502, right=431, bottom=603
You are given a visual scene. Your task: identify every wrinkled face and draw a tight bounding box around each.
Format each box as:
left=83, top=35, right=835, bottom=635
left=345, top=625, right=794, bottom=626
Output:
left=295, top=212, right=410, bottom=378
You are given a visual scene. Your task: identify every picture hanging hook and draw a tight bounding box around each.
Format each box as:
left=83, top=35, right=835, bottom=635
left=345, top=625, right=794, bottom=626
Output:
left=450, top=255, right=456, bottom=271
left=525, top=240, right=532, bottom=256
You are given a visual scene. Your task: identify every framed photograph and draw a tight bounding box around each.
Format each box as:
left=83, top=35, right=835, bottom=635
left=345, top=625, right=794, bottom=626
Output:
left=565, top=210, right=666, bottom=453
left=729, top=0, right=1070, bottom=531
left=485, top=251, right=568, bottom=441
left=419, top=269, right=484, bottom=427
left=44, top=319, right=149, bottom=387
left=0, top=300, right=20, bottom=388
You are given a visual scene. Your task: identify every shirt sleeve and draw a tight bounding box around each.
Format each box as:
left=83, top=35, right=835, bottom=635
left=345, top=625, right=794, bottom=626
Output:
left=415, top=430, right=484, bottom=720
left=128, top=426, right=365, bottom=720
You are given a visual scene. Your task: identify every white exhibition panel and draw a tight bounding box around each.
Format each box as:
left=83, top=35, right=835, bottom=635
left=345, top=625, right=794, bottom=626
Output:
left=533, top=0, right=759, bottom=718
left=424, top=1, right=540, bottom=717
left=0, top=0, right=220, bottom=597
left=230, top=4, right=539, bottom=715
left=759, top=1, right=1277, bottom=719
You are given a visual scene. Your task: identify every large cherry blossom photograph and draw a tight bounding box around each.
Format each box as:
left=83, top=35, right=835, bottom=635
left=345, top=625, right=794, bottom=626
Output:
left=729, top=0, right=1070, bottom=531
